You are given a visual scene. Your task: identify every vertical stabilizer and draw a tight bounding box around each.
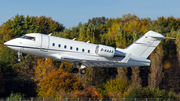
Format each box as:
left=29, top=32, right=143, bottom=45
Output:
left=126, top=31, right=165, bottom=59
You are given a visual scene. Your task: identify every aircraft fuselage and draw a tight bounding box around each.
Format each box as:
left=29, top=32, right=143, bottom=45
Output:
left=4, top=33, right=150, bottom=68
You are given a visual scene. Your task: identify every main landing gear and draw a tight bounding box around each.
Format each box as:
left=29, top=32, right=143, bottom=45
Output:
left=72, top=63, right=86, bottom=74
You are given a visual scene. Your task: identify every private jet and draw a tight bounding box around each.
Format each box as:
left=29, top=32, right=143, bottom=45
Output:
left=4, top=31, right=173, bottom=74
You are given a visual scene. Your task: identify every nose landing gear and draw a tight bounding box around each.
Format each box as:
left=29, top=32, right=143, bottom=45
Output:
left=17, top=51, right=22, bottom=62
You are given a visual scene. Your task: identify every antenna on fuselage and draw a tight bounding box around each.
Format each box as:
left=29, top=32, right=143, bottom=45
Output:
left=87, top=40, right=90, bottom=43
left=48, top=33, right=52, bottom=36
left=73, top=38, right=76, bottom=41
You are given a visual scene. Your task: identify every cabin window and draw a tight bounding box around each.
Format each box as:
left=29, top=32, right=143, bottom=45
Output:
left=20, top=36, right=35, bottom=41
left=82, top=49, right=84, bottom=52
left=64, top=45, right=67, bottom=49
left=58, top=44, right=61, bottom=47
left=88, top=50, right=90, bottom=53
left=52, top=43, right=55, bottom=46
left=76, top=48, right=78, bottom=51
left=70, top=46, right=73, bottom=50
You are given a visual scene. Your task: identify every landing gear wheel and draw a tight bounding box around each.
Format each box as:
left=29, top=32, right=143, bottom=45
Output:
left=17, top=58, right=21, bottom=62
left=72, top=68, right=79, bottom=73
left=80, top=68, right=86, bottom=74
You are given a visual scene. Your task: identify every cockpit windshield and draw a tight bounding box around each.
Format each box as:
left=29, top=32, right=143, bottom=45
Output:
left=19, top=36, right=35, bottom=41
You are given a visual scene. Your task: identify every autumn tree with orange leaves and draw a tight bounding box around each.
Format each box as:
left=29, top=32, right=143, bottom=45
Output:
left=33, top=58, right=84, bottom=99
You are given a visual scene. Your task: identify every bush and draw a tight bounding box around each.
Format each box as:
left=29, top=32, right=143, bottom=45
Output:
left=125, top=86, right=178, bottom=99
left=154, top=88, right=167, bottom=98
left=104, top=79, right=129, bottom=94
left=143, top=86, right=156, bottom=98
left=168, top=90, right=177, bottom=99
left=72, top=86, right=103, bottom=100
left=107, top=91, right=123, bottom=99
left=6, top=92, right=24, bottom=101
left=124, top=85, right=143, bottom=98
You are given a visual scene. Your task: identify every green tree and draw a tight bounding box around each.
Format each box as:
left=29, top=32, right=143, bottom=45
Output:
left=104, top=78, right=129, bottom=94
left=122, top=13, right=139, bottom=21
left=1, top=14, right=65, bottom=40
left=115, top=25, right=127, bottom=48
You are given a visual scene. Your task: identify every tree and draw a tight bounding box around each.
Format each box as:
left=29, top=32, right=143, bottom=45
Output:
left=148, top=45, right=164, bottom=88
left=0, top=23, right=13, bottom=41
left=8, top=14, right=25, bottom=37
left=1, top=14, right=65, bottom=41
left=0, top=46, right=18, bottom=76
left=0, top=68, right=5, bottom=96
left=115, top=25, right=127, bottom=48
left=23, top=15, right=35, bottom=33
left=17, top=54, right=42, bottom=80
left=176, top=30, right=180, bottom=67
left=37, top=67, right=84, bottom=98
left=0, top=46, right=20, bottom=96
left=122, top=13, right=139, bottom=21
left=33, top=58, right=83, bottom=98
left=131, top=67, right=142, bottom=86
left=33, top=58, right=56, bottom=82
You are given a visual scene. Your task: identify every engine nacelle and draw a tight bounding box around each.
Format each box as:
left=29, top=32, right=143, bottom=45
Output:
left=95, top=45, right=115, bottom=58
left=95, top=45, right=126, bottom=58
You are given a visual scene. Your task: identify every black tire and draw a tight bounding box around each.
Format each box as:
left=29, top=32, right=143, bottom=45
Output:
left=80, top=69, right=86, bottom=74
left=72, top=68, right=79, bottom=73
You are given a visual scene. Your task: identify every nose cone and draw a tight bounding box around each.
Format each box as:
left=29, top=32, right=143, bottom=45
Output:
left=4, top=39, right=21, bottom=51
left=4, top=39, right=15, bottom=47
left=4, top=41, right=11, bottom=46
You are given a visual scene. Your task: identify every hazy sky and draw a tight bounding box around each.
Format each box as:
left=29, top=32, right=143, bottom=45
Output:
left=0, top=0, right=180, bottom=28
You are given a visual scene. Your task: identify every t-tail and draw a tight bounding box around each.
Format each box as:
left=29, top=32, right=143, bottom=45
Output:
left=126, top=31, right=175, bottom=59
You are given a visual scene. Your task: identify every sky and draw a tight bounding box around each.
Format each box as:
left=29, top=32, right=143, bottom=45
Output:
left=0, top=0, right=180, bottom=28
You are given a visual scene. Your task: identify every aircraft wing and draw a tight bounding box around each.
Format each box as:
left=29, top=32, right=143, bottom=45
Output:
left=61, top=55, right=115, bottom=67
left=52, top=53, right=131, bottom=67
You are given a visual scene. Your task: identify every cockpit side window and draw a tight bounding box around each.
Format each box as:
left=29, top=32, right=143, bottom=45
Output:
left=20, top=36, right=35, bottom=41
left=20, top=36, right=27, bottom=39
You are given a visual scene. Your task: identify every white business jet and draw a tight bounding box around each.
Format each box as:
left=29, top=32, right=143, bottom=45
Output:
left=4, top=31, right=173, bottom=74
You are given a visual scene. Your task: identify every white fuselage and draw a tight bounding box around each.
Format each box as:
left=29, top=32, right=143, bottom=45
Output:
left=4, top=33, right=151, bottom=67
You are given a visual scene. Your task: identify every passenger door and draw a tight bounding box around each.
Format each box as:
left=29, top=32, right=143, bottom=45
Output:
left=40, top=35, right=49, bottom=52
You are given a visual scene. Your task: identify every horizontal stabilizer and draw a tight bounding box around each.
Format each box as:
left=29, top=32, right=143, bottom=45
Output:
left=165, top=37, right=176, bottom=39
left=149, top=32, right=165, bottom=39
